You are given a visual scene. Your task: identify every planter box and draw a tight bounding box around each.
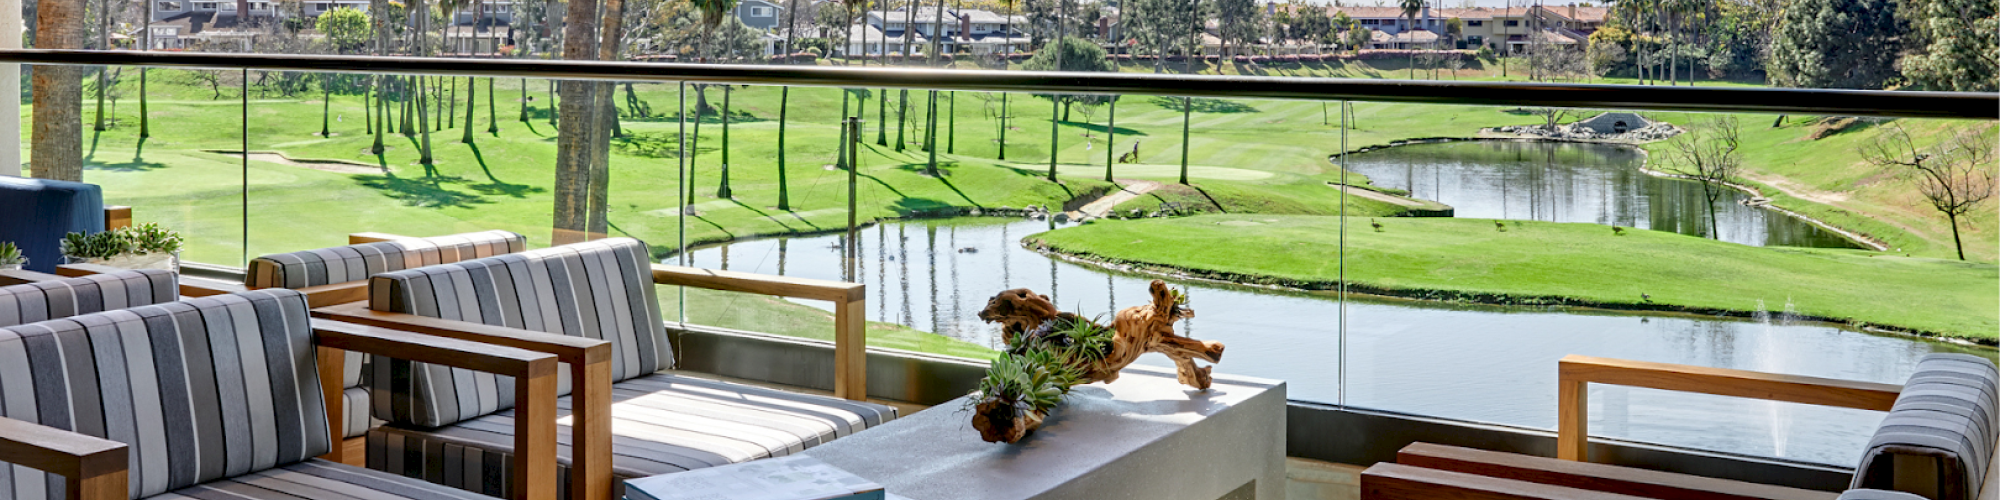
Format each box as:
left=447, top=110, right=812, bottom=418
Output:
left=67, top=252, right=179, bottom=272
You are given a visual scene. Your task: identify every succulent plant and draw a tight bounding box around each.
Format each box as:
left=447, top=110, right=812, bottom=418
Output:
left=60, top=224, right=182, bottom=261
left=0, top=242, right=25, bottom=267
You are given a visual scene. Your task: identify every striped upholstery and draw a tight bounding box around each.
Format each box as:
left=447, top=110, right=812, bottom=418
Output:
left=1853, top=353, right=1999, bottom=500
left=1836, top=490, right=1931, bottom=500
left=368, top=373, right=896, bottom=499
left=245, top=230, right=527, bottom=290
left=0, top=269, right=178, bottom=327
left=248, top=230, right=526, bottom=439
left=146, top=459, right=495, bottom=500
left=0, top=290, right=332, bottom=500
left=365, top=238, right=669, bottom=428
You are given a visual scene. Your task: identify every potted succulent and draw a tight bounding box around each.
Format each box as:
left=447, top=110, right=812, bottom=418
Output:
left=61, top=223, right=183, bottom=271
left=0, top=242, right=25, bottom=271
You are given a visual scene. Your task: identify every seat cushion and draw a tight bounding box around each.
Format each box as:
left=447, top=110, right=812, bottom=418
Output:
left=367, top=238, right=669, bottom=428
left=0, top=176, right=105, bottom=273
left=0, top=269, right=178, bottom=327
left=1853, top=353, right=1999, bottom=500
left=143, top=459, right=498, bottom=500
left=1836, top=489, right=1931, bottom=500
left=0, top=289, right=332, bottom=500
left=342, top=387, right=374, bottom=439
left=366, top=373, right=896, bottom=500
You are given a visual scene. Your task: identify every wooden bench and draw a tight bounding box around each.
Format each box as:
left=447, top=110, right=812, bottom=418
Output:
left=1395, top=443, right=1837, bottom=500
left=1362, top=462, right=1657, bottom=500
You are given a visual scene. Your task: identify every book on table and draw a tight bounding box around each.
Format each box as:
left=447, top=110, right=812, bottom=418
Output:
left=624, top=455, right=886, bottom=500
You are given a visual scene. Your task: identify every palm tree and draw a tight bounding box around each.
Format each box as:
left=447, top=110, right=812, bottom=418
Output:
left=31, top=0, right=85, bottom=181
left=691, top=0, right=740, bottom=198
left=139, top=0, right=153, bottom=138
left=93, top=0, right=108, bottom=132
left=1400, top=0, right=1423, bottom=78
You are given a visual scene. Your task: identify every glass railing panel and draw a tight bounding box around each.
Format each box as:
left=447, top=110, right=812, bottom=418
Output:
left=74, top=64, right=247, bottom=266
left=1335, top=104, right=1997, bottom=465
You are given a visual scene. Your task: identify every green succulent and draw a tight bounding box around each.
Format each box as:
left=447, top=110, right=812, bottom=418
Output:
left=60, top=224, right=183, bottom=261
left=0, top=242, right=25, bottom=267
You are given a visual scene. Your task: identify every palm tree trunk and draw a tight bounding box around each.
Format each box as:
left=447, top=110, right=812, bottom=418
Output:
left=998, top=92, right=1007, bottom=159
left=778, top=86, right=789, bottom=210
left=554, top=0, right=601, bottom=243
left=1178, top=96, right=1189, bottom=184
left=718, top=85, right=732, bottom=198
left=520, top=78, right=530, bottom=121
left=372, top=76, right=386, bottom=152
left=418, top=75, right=434, bottom=164
left=93, top=0, right=106, bottom=132
left=139, top=0, right=152, bottom=137
left=896, top=89, right=906, bottom=150
left=947, top=91, right=955, bottom=154
left=31, top=0, right=84, bottom=181
left=322, top=83, right=332, bottom=137
left=1104, top=97, right=1114, bottom=181
left=487, top=78, right=497, bottom=132
left=463, top=75, right=478, bottom=142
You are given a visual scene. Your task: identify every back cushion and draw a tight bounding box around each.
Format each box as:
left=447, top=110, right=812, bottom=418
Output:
left=0, top=289, right=331, bottom=500
left=245, top=230, right=527, bottom=290
left=1852, top=353, right=1999, bottom=500
left=366, top=238, right=668, bottom=428
left=0, top=269, right=178, bottom=327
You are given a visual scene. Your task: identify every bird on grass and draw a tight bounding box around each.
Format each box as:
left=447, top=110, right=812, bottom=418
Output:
left=1641, top=293, right=1653, bottom=303
left=1494, top=220, right=1508, bottom=232
left=1612, top=226, right=1626, bottom=235
left=1370, top=219, right=1384, bottom=232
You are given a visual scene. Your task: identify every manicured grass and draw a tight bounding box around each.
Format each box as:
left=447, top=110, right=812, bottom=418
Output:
left=1031, top=214, right=1999, bottom=342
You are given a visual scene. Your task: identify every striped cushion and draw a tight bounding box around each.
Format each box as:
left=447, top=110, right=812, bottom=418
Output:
left=367, top=373, right=897, bottom=500
left=366, top=238, right=669, bottom=428
left=246, top=230, right=527, bottom=290
left=0, top=289, right=332, bottom=500
left=0, top=269, right=178, bottom=327
left=1836, top=490, right=1931, bottom=500
left=1852, top=353, right=1999, bottom=500
left=341, top=387, right=373, bottom=439
left=144, top=458, right=497, bottom=500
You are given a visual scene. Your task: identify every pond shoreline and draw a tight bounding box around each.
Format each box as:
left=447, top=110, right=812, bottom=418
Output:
left=1024, top=237, right=1995, bottom=347
left=1328, top=136, right=1888, bottom=251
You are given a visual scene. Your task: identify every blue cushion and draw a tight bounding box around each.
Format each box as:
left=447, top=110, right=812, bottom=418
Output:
left=0, top=177, right=105, bottom=273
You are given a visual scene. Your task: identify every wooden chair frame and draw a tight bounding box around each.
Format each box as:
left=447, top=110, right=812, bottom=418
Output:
left=1556, top=354, right=1905, bottom=463
left=0, top=318, right=563, bottom=500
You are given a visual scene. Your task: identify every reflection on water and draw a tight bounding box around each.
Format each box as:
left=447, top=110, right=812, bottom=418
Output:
left=684, top=217, right=1986, bottom=466
left=1344, top=141, right=1861, bottom=248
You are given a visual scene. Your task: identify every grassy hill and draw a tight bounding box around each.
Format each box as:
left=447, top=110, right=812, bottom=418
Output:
left=1032, top=214, right=1998, bottom=342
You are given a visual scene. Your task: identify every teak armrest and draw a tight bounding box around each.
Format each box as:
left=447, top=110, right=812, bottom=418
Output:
left=651, top=263, right=869, bottom=402
left=310, top=319, right=560, bottom=500
left=103, top=206, right=131, bottom=230
left=1557, top=355, right=1903, bottom=462
left=0, top=416, right=128, bottom=500
left=310, top=305, right=616, bottom=500
left=0, top=268, right=65, bottom=286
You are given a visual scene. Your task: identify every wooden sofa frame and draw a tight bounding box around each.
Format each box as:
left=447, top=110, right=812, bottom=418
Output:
left=0, top=318, right=564, bottom=500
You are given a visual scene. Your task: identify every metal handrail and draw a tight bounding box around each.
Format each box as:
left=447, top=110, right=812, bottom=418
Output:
left=0, top=49, right=1991, bottom=119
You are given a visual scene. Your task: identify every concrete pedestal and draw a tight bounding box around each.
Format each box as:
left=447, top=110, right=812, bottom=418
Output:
left=805, top=366, right=1287, bottom=500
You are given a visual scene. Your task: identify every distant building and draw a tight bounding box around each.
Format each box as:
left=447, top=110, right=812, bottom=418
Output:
left=735, top=0, right=786, bottom=31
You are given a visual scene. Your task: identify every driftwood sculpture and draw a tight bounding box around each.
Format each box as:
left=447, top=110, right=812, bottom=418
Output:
left=969, top=280, right=1226, bottom=443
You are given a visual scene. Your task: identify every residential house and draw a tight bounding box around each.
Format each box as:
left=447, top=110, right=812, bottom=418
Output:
left=736, top=0, right=786, bottom=31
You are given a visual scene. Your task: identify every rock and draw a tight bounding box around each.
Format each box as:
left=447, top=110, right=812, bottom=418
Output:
left=1054, top=213, right=1071, bottom=223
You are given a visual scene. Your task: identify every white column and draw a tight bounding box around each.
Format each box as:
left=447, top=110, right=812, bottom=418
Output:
left=0, top=0, right=20, bottom=177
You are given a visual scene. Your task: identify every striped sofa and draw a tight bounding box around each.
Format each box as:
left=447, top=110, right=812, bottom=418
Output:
left=362, top=238, right=897, bottom=499
left=1852, top=353, right=1998, bottom=500
left=0, top=269, right=177, bottom=327
left=0, top=289, right=549, bottom=500
left=246, top=230, right=528, bottom=442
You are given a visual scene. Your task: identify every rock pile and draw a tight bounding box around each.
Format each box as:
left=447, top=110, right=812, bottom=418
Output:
left=1493, top=121, right=1682, bottom=142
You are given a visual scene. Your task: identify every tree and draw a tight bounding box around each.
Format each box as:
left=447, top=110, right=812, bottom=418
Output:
left=1214, top=0, right=1257, bottom=59
left=1021, top=36, right=1111, bottom=180
left=1767, top=0, right=1902, bottom=89
left=319, top=7, right=375, bottom=51
left=1858, top=124, right=1997, bottom=260
left=32, top=0, right=84, bottom=181
left=1343, top=24, right=1371, bottom=53
left=139, top=0, right=152, bottom=138
left=1659, top=116, right=1742, bottom=241
left=1400, top=0, right=1423, bottom=77
left=554, top=0, right=603, bottom=243
left=1897, top=0, right=1997, bottom=92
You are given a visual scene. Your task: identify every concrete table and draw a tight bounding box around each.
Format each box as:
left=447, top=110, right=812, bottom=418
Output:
left=804, top=366, right=1287, bottom=500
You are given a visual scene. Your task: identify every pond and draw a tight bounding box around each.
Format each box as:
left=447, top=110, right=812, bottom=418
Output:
left=682, top=217, right=1989, bottom=468
left=1341, top=141, right=1863, bottom=248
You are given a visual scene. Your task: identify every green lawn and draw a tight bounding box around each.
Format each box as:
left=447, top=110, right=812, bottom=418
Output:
left=1030, top=214, right=1998, bottom=342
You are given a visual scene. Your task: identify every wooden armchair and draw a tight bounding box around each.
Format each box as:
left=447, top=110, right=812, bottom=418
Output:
left=1364, top=354, right=1999, bottom=500
left=0, top=289, right=563, bottom=500
left=311, top=237, right=888, bottom=500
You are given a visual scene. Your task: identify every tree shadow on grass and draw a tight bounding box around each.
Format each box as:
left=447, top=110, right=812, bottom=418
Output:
left=1061, top=121, right=1147, bottom=136
left=354, top=173, right=487, bottom=208
left=465, top=143, right=545, bottom=198
left=1147, top=96, right=1258, bottom=114
left=87, top=137, right=169, bottom=172
left=614, top=131, right=718, bottom=159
